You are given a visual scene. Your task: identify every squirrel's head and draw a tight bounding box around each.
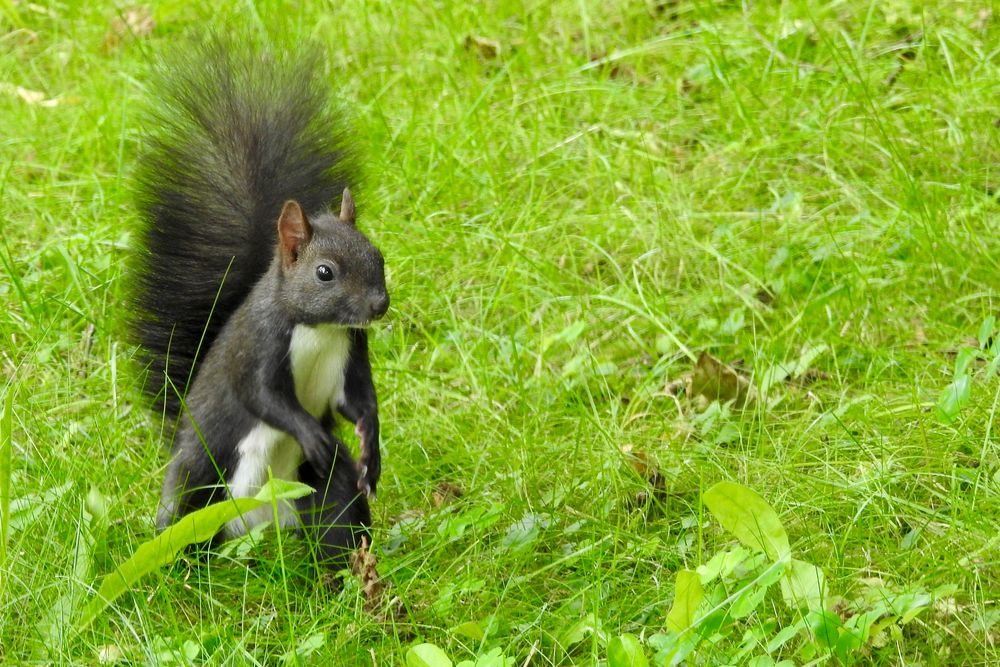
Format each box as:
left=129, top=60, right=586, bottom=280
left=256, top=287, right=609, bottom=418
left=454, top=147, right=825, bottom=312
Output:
left=275, top=190, right=389, bottom=326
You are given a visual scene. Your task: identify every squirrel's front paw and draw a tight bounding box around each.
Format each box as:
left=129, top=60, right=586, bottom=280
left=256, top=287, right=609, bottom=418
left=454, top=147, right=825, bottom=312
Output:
left=302, top=430, right=334, bottom=476
left=356, top=463, right=377, bottom=500
left=355, top=417, right=380, bottom=500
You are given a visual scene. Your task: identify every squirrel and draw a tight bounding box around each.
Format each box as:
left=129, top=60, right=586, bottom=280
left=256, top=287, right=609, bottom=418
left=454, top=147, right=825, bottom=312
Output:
left=129, top=37, right=389, bottom=569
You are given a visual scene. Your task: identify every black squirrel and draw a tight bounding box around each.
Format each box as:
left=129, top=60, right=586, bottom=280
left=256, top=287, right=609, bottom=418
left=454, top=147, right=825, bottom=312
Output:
left=130, top=38, right=388, bottom=568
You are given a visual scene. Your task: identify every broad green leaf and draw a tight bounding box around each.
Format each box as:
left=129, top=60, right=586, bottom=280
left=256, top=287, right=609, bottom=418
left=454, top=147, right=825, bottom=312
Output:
left=451, top=621, right=486, bottom=641
left=765, top=618, right=807, bottom=653
left=667, top=634, right=700, bottom=666
left=85, top=486, right=109, bottom=524
left=755, top=559, right=787, bottom=588
left=666, top=570, right=703, bottom=633
left=703, top=482, right=790, bottom=562
left=758, top=344, right=828, bottom=395
left=979, top=316, right=996, bottom=350
left=807, top=610, right=841, bottom=649
left=648, top=630, right=700, bottom=666
left=989, top=353, right=1000, bottom=377
left=6, top=482, right=74, bottom=531
left=455, top=648, right=513, bottom=667
left=780, top=559, right=827, bottom=612
left=543, top=321, right=586, bottom=351
left=937, top=375, right=971, bottom=422
left=608, top=633, right=649, bottom=667
left=500, top=512, right=547, bottom=552
left=406, top=643, right=453, bottom=667
left=696, top=546, right=751, bottom=584
left=559, top=612, right=604, bottom=647
left=252, top=478, right=313, bottom=503
left=720, top=309, right=746, bottom=335
left=789, top=344, right=828, bottom=380
left=77, top=479, right=312, bottom=630
left=281, top=632, right=327, bottom=664
left=843, top=609, right=881, bottom=644
left=954, top=348, right=978, bottom=377
left=151, top=636, right=200, bottom=665
left=730, top=584, right=768, bottom=619
left=834, top=627, right=863, bottom=662
left=892, top=591, right=932, bottom=623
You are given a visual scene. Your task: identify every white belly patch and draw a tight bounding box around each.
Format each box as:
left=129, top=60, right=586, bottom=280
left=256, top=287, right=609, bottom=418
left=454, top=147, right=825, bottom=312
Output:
left=224, top=324, right=351, bottom=537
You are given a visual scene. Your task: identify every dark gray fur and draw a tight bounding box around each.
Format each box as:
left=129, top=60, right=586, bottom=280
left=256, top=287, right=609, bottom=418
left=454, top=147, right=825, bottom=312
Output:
left=132, top=37, right=360, bottom=418
left=132, top=37, right=388, bottom=568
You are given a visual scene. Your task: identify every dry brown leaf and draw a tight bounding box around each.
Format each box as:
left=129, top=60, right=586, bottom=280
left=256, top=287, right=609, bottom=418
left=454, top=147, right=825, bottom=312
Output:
left=97, top=644, right=125, bottom=664
left=944, top=337, right=982, bottom=358
left=755, top=287, right=775, bottom=306
left=909, top=318, right=928, bottom=347
left=349, top=536, right=406, bottom=621
left=464, top=34, right=501, bottom=60
left=587, top=52, right=640, bottom=81
left=3, top=84, right=60, bottom=107
left=663, top=376, right=686, bottom=395
left=622, top=444, right=653, bottom=476
left=622, top=445, right=667, bottom=508
left=104, top=5, right=154, bottom=51
left=432, top=481, right=464, bottom=508
left=796, top=367, right=830, bottom=385
left=689, top=351, right=755, bottom=407
left=394, top=509, right=424, bottom=523
left=16, top=86, right=45, bottom=104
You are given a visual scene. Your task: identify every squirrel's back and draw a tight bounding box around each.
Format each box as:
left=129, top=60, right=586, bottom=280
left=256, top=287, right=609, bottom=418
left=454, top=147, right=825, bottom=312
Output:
left=132, top=37, right=360, bottom=417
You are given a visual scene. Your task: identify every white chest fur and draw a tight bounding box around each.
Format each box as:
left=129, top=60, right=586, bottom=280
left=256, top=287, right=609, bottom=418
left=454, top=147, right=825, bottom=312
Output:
left=224, top=324, right=351, bottom=537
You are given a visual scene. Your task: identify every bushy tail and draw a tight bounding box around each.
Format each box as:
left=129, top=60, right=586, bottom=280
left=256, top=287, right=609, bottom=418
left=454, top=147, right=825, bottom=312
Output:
left=131, top=36, right=359, bottom=417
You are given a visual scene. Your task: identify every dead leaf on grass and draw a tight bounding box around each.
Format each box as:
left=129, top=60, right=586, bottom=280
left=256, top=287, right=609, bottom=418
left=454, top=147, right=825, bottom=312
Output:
left=944, top=337, right=981, bottom=358
left=909, top=319, right=928, bottom=347
left=689, top=351, right=755, bottom=407
left=755, top=287, right=775, bottom=306
left=432, top=481, right=464, bottom=508
left=104, top=5, right=154, bottom=52
left=464, top=34, right=501, bottom=60
left=350, top=536, right=406, bottom=622
left=622, top=444, right=666, bottom=507
left=97, top=644, right=125, bottom=664
left=587, top=52, right=642, bottom=81
left=3, top=84, right=62, bottom=107
left=796, top=367, right=830, bottom=385
left=663, top=376, right=686, bottom=396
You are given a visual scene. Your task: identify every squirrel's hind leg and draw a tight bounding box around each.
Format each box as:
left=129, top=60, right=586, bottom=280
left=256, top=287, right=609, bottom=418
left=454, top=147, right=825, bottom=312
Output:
left=157, top=452, right=226, bottom=535
left=295, top=438, right=371, bottom=572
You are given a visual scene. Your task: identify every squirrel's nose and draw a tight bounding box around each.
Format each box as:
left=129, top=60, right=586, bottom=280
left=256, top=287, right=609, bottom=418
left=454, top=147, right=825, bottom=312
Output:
left=368, top=293, right=389, bottom=319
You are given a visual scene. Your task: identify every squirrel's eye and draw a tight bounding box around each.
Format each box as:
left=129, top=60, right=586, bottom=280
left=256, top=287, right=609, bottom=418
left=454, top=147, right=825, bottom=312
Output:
left=316, top=264, right=335, bottom=282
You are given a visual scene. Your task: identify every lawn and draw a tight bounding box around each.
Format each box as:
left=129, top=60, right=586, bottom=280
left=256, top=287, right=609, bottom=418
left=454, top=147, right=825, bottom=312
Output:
left=2, top=0, right=1000, bottom=664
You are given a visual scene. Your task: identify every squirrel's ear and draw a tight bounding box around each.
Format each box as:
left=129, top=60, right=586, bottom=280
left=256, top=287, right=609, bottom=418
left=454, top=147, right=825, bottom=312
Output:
left=339, top=188, right=356, bottom=226
left=277, top=200, right=312, bottom=267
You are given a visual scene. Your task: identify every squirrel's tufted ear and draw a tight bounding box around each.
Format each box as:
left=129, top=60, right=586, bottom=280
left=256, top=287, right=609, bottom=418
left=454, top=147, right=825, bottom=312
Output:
left=277, top=200, right=312, bottom=267
left=339, top=188, right=356, bottom=226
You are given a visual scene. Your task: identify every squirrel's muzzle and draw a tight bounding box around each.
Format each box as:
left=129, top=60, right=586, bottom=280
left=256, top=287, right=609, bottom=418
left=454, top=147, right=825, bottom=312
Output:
left=368, top=293, right=390, bottom=320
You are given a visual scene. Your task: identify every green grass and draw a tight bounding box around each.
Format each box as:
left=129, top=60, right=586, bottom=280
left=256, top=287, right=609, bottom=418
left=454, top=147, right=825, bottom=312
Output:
left=3, top=0, right=1000, bottom=663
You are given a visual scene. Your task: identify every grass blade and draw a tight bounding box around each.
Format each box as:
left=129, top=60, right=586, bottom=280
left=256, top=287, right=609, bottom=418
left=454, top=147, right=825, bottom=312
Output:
left=0, top=385, right=11, bottom=571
